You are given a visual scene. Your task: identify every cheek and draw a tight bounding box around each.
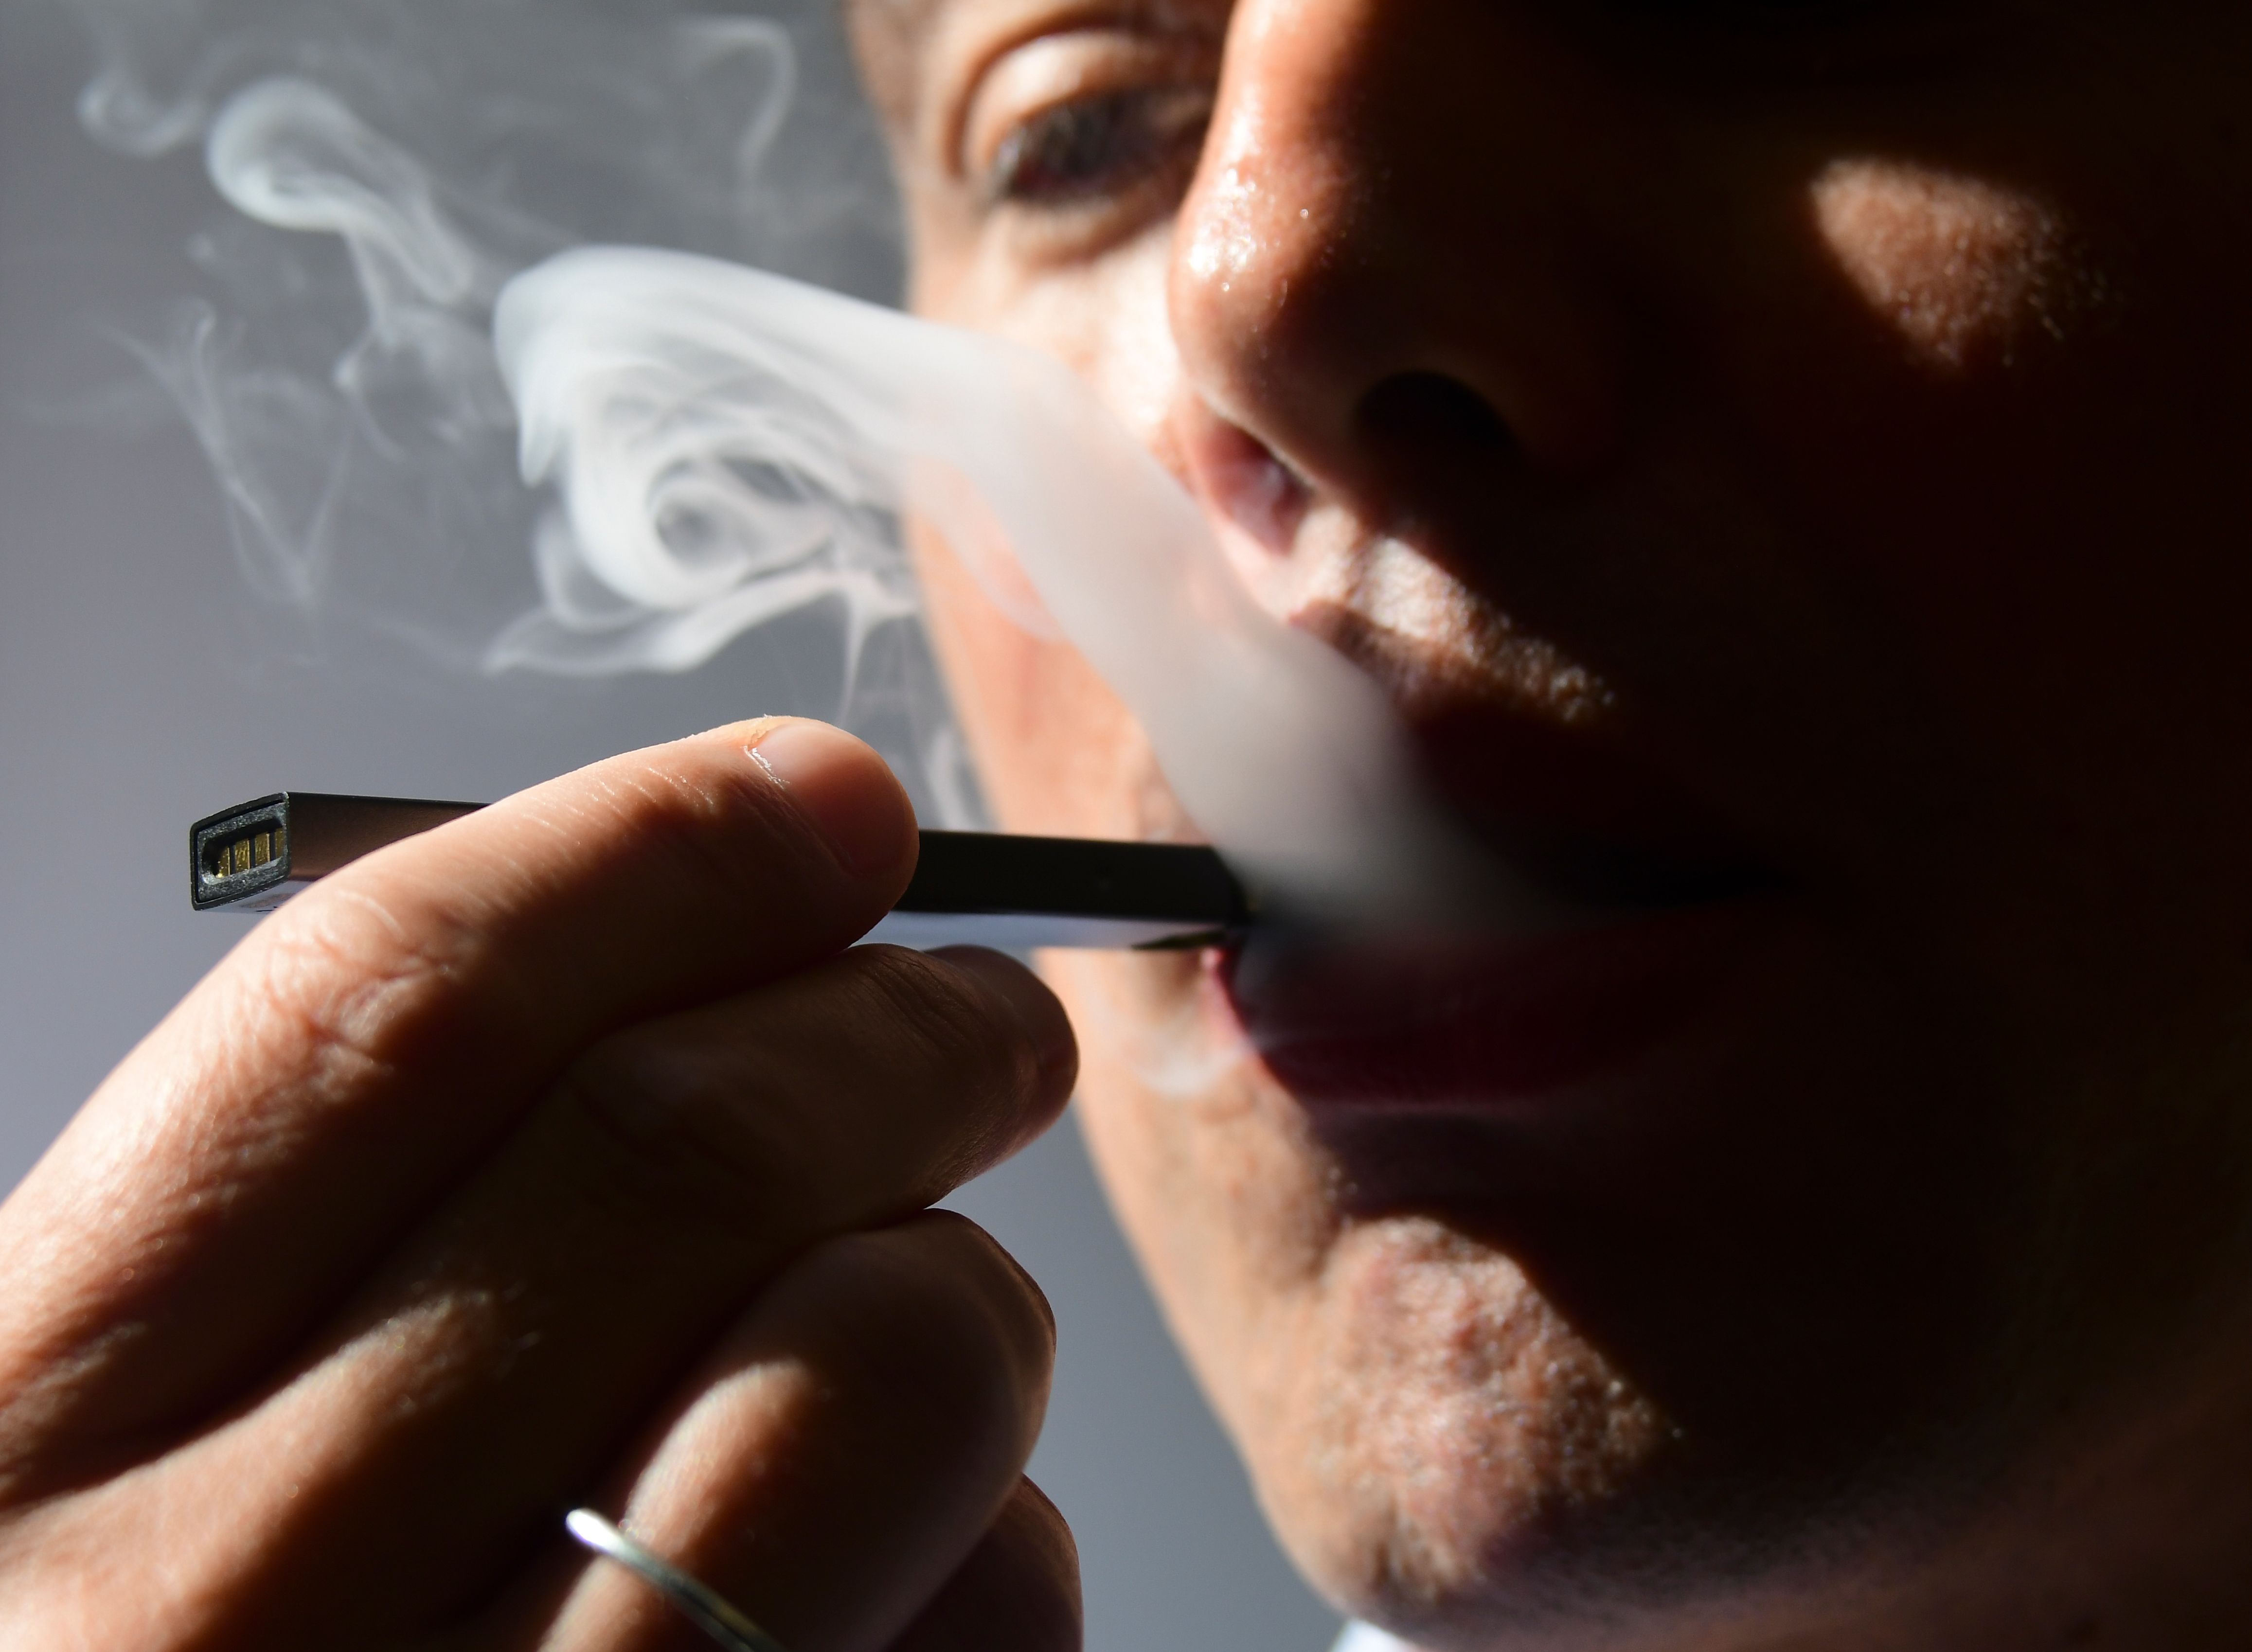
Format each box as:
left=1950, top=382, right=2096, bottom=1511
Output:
left=1810, top=158, right=2070, bottom=372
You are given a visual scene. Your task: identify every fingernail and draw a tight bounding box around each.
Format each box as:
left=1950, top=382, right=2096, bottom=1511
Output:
left=749, top=721, right=914, bottom=878
left=934, top=946, right=1079, bottom=1096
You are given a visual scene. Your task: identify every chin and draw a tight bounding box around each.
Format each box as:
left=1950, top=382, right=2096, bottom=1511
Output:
left=1059, top=942, right=2020, bottom=1652
left=1234, top=1207, right=1981, bottom=1652
left=1236, top=1213, right=1682, bottom=1641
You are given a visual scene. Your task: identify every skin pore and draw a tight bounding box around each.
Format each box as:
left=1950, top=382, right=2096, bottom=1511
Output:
left=847, top=0, right=2252, bottom=1647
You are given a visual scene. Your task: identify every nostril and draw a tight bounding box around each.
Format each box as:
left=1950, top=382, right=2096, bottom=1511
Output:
left=1179, top=401, right=1313, bottom=556
left=1356, top=371, right=1514, bottom=465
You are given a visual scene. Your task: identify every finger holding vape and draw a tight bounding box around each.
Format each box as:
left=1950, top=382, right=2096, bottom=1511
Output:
left=530, top=1216, right=1071, bottom=1652
left=0, top=719, right=909, bottom=1447
left=0, top=720, right=1074, bottom=1648
left=174, top=939, right=1072, bottom=1622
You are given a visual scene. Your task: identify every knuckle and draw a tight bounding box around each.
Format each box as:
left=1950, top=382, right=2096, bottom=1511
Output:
left=843, top=947, right=1045, bottom=1115
left=584, top=764, right=795, bottom=911
left=912, top=1209, right=1056, bottom=1350
left=240, top=849, right=567, bottom=1096
left=547, top=1026, right=810, bottom=1240
left=530, top=943, right=1056, bottom=1253
left=193, top=886, right=512, bottom=1154
left=920, top=1211, right=1059, bottom=1363
left=888, top=1480, right=1083, bottom=1652
left=247, top=887, right=469, bottom=1074
left=892, top=1212, right=1055, bottom=1382
left=802, top=1215, right=1055, bottom=1423
left=575, top=744, right=859, bottom=937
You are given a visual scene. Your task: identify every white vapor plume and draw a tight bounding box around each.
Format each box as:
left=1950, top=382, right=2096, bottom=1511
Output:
left=72, top=0, right=1495, bottom=910
left=68, top=0, right=969, bottom=815
left=498, top=249, right=1493, bottom=914
left=205, top=76, right=512, bottom=447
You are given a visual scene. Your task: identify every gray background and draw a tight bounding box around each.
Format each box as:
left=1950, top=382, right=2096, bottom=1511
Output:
left=0, top=4, right=1337, bottom=1648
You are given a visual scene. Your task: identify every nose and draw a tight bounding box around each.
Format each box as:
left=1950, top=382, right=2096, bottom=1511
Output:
left=1168, top=0, right=1632, bottom=540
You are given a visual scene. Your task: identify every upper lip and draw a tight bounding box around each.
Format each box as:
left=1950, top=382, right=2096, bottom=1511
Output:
left=1297, top=603, right=1783, bottom=919
left=1176, top=397, right=1784, bottom=919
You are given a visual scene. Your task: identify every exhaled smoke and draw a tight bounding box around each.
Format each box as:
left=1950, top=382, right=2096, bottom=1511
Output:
left=499, top=249, right=1498, bottom=915
left=73, top=0, right=1495, bottom=912
left=68, top=0, right=952, bottom=795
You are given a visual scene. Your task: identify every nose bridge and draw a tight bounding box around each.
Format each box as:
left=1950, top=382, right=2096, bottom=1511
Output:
left=1168, top=0, right=1626, bottom=493
left=1172, top=0, right=1387, bottom=439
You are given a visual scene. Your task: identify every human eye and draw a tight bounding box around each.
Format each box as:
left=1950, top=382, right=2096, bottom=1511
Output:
left=986, top=83, right=1213, bottom=206
left=955, top=28, right=1216, bottom=235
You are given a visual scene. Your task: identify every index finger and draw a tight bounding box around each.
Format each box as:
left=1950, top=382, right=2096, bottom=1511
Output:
left=0, top=719, right=915, bottom=1457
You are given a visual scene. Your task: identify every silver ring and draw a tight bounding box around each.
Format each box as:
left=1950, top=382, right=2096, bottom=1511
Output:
left=565, top=1508, right=793, bottom=1652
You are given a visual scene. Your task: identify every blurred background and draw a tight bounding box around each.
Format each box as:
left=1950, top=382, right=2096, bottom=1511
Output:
left=0, top=2, right=1338, bottom=1647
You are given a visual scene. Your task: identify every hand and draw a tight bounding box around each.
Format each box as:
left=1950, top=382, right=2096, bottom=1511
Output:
left=0, top=721, right=1081, bottom=1652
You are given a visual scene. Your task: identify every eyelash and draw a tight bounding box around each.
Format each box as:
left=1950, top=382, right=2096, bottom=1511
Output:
left=985, top=86, right=1212, bottom=209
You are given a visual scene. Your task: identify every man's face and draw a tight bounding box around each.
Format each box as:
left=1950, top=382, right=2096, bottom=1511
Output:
left=849, top=1, right=2252, bottom=1643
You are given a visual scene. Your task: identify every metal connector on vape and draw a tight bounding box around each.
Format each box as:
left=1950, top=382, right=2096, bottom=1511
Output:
left=190, top=791, right=1248, bottom=951
left=191, top=793, right=482, bottom=914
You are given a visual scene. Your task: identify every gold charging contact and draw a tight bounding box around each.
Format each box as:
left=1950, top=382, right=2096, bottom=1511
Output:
left=204, top=826, right=284, bottom=883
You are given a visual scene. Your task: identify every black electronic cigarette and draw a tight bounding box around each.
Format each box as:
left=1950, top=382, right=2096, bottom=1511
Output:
left=190, top=792, right=1249, bottom=951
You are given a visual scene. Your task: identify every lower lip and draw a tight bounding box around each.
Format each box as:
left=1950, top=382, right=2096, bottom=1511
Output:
left=1217, top=901, right=1781, bottom=1109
